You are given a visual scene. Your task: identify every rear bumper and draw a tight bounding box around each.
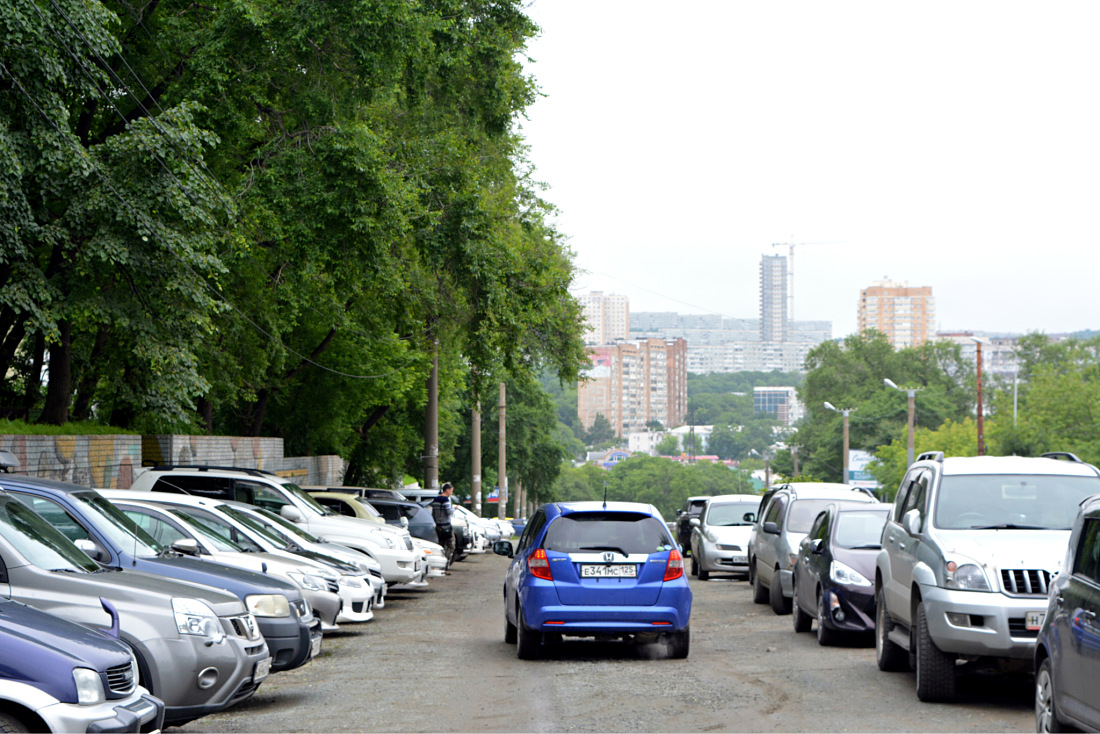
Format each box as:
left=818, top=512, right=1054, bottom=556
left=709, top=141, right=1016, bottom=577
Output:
left=521, top=584, right=692, bottom=634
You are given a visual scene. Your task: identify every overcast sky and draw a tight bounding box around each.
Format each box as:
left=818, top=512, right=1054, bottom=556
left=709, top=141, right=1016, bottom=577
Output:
left=519, top=1, right=1100, bottom=339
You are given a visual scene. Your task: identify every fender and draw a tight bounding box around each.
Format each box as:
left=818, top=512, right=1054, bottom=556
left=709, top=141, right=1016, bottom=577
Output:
left=0, top=681, right=61, bottom=713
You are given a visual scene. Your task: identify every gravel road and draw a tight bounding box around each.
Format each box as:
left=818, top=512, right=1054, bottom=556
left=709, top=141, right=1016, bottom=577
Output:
left=176, top=552, right=1034, bottom=733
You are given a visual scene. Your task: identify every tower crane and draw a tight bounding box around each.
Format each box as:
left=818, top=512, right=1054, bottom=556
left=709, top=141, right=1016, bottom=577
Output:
left=770, top=240, right=844, bottom=328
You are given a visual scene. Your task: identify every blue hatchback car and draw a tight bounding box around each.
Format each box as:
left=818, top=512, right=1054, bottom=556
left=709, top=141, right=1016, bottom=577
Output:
left=493, top=501, right=692, bottom=659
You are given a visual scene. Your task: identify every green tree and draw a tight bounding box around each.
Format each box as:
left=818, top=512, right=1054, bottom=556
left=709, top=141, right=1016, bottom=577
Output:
left=655, top=434, right=681, bottom=456
left=586, top=413, right=615, bottom=446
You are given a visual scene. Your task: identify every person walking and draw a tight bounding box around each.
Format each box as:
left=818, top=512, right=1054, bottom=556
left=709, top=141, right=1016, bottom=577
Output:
left=430, top=482, right=456, bottom=573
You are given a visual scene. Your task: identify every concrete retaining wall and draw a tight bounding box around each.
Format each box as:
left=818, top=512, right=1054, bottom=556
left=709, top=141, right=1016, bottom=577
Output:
left=0, top=435, right=142, bottom=488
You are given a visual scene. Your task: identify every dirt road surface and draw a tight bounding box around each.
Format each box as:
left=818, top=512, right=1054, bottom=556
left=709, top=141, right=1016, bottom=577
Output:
left=178, top=552, right=1034, bottom=732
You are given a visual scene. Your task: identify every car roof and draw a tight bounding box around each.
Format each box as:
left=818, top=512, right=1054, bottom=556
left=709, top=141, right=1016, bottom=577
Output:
left=782, top=485, right=877, bottom=501
left=0, top=475, right=94, bottom=495
left=933, top=455, right=1100, bottom=477
left=97, top=489, right=225, bottom=508
left=705, top=494, right=760, bottom=503
left=552, top=501, right=662, bottom=517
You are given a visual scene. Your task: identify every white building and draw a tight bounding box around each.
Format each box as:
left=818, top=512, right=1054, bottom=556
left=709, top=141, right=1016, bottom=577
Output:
left=578, top=291, right=630, bottom=346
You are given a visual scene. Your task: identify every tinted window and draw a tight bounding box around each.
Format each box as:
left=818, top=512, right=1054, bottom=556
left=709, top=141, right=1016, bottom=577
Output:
left=151, top=475, right=232, bottom=498
left=0, top=495, right=99, bottom=572
left=542, top=512, right=673, bottom=555
left=934, top=474, right=1099, bottom=530
left=1073, top=518, right=1100, bottom=584
left=833, top=509, right=890, bottom=549
left=764, top=494, right=787, bottom=526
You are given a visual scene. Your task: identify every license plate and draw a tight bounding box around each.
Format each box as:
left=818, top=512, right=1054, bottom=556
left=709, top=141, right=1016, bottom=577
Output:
left=310, top=634, right=322, bottom=658
left=253, top=657, right=272, bottom=683
left=1026, top=611, right=1045, bottom=631
left=732, top=555, right=748, bottom=564
left=580, top=564, right=637, bottom=578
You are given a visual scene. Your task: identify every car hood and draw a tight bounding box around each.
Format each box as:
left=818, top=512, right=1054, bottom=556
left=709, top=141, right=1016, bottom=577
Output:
left=933, top=528, right=1071, bottom=573
left=0, top=598, right=132, bottom=679
left=136, top=555, right=302, bottom=598
left=705, top=525, right=754, bottom=544
left=208, top=550, right=334, bottom=577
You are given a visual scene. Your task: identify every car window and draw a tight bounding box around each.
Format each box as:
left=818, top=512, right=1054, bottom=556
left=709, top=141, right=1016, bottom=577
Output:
left=10, top=494, right=91, bottom=544
left=808, top=510, right=829, bottom=542
left=899, top=470, right=928, bottom=523
left=151, top=475, right=232, bottom=498
left=371, top=503, right=402, bottom=522
left=315, top=496, right=355, bottom=517
left=934, top=474, right=1098, bottom=530
left=542, top=512, right=674, bottom=554
left=122, top=509, right=189, bottom=547
left=251, top=507, right=324, bottom=544
left=172, top=507, right=265, bottom=552
left=893, top=470, right=921, bottom=522
left=787, top=499, right=843, bottom=534
left=764, top=494, right=787, bottom=527
left=237, top=481, right=291, bottom=514
left=0, top=494, right=100, bottom=572
left=705, top=502, right=757, bottom=527
left=517, top=509, right=546, bottom=554
left=833, top=509, right=891, bottom=549
left=688, top=499, right=707, bottom=515
left=1073, top=518, right=1100, bottom=584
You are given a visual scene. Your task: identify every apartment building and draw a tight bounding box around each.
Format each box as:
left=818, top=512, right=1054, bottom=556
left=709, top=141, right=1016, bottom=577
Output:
left=577, top=338, right=688, bottom=437
left=858, top=279, right=935, bottom=348
left=760, top=255, right=788, bottom=342
left=578, top=291, right=630, bottom=346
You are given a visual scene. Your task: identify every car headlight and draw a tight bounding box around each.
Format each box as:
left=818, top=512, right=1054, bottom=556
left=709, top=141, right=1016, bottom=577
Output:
left=341, top=574, right=364, bottom=588
left=830, top=560, right=871, bottom=587
left=287, top=572, right=329, bottom=591
left=172, top=598, right=225, bottom=644
left=946, top=561, right=991, bottom=591
left=73, top=667, right=105, bottom=705
left=245, top=594, right=291, bottom=618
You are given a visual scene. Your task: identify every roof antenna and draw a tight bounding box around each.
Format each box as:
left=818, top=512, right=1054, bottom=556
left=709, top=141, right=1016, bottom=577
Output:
left=603, top=481, right=608, bottom=510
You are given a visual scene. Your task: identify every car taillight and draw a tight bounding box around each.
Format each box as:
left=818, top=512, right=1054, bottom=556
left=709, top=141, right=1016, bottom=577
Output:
left=528, top=548, right=553, bottom=580
left=663, top=549, right=684, bottom=581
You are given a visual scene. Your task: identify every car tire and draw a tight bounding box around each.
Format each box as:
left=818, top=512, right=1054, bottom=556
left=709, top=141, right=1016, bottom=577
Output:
left=792, top=577, right=813, bottom=633
left=816, top=590, right=838, bottom=646
left=698, top=565, right=710, bottom=581
left=668, top=626, right=690, bottom=659
left=915, top=601, right=956, bottom=702
left=875, top=586, right=909, bottom=672
left=691, top=555, right=699, bottom=577
left=0, top=712, right=29, bottom=734
left=516, top=606, right=540, bottom=660
left=505, top=610, right=517, bottom=644
left=752, top=561, right=769, bottom=604
left=1036, top=658, right=1069, bottom=733
left=769, top=568, right=792, bottom=615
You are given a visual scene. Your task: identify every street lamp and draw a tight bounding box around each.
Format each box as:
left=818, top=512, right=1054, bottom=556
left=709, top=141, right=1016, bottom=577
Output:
left=884, top=378, right=920, bottom=468
left=749, top=448, right=771, bottom=490
left=971, top=337, right=986, bottom=456
left=823, top=402, right=855, bottom=483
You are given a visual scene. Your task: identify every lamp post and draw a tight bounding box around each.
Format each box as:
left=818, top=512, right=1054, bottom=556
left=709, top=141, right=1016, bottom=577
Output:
left=884, top=378, right=919, bottom=468
left=824, top=402, right=855, bottom=483
left=750, top=448, right=771, bottom=490
left=971, top=337, right=986, bottom=456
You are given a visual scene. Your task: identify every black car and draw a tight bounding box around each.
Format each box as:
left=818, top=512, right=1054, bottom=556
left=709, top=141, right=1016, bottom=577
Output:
left=675, top=496, right=709, bottom=554
left=791, top=503, right=890, bottom=645
left=361, top=498, right=437, bottom=543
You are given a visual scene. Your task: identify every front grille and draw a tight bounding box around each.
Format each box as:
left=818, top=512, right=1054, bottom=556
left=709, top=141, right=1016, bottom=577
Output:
left=291, top=599, right=310, bottom=618
left=326, top=578, right=340, bottom=594
left=227, top=614, right=261, bottom=641
left=352, top=601, right=365, bottom=613
left=105, top=662, right=136, bottom=695
left=1009, top=618, right=1041, bottom=638
left=404, top=537, right=415, bottom=551
left=1001, top=569, right=1051, bottom=596
left=716, top=544, right=742, bottom=552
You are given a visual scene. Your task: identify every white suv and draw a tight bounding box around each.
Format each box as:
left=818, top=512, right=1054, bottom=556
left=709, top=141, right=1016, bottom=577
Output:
left=874, top=452, right=1100, bottom=702
left=128, top=466, right=423, bottom=585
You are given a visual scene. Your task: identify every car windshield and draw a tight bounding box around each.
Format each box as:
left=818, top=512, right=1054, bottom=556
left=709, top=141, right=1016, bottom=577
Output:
left=281, top=483, right=333, bottom=516
left=788, top=499, right=848, bottom=533
left=251, top=507, right=324, bottom=544
left=172, top=508, right=265, bottom=553
left=0, top=494, right=99, bottom=572
left=833, top=509, right=891, bottom=549
left=168, top=510, right=246, bottom=552
left=934, top=474, right=1100, bottom=530
left=73, top=492, right=163, bottom=557
left=542, top=512, right=674, bottom=555
left=218, top=505, right=289, bottom=546
left=349, top=499, right=385, bottom=523
left=705, top=502, right=757, bottom=526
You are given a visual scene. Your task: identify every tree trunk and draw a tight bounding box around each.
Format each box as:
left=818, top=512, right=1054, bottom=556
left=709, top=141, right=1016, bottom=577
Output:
left=197, top=396, right=214, bottom=433
left=248, top=389, right=269, bottom=437
left=71, top=327, right=110, bottom=421
left=38, top=322, right=71, bottom=425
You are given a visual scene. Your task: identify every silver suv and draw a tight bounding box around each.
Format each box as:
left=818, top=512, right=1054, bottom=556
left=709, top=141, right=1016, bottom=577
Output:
left=874, top=452, right=1100, bottom=702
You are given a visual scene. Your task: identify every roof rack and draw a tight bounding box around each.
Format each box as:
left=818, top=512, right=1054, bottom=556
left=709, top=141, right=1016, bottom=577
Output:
left=143, top=464, right=277, bottom=477
left=916, top=451, right=944, bottom=462
left=1040, top=452, right=1084, bottom=463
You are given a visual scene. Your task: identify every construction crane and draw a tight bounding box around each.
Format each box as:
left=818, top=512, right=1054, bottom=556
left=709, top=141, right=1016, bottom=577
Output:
left=770, top=240, right=844, bottom=327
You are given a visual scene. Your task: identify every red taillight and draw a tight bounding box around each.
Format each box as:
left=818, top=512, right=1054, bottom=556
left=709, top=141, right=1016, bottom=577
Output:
left=528, top=548, right=553, bottom=580
left=664, top=549, right=684, bottom=581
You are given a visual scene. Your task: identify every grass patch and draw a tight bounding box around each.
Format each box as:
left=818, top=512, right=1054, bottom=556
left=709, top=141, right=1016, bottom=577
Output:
left=0, top=420, right=139, bottom=436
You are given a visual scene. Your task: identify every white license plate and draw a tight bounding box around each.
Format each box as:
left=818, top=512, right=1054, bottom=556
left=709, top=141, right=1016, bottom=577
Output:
left=580, top=564, right=637, bottom=578
left=253, top=657, right=272, bottom=682
left=310, top=634, right=322, bottom=658
left=732, top=555, right=748, bottom=564
left=1026, top=611, right=1045, bottom=631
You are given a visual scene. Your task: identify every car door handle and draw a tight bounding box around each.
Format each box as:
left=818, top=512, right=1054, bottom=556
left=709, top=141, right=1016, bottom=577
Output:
left=1055, top=595, right=1065, bottom=607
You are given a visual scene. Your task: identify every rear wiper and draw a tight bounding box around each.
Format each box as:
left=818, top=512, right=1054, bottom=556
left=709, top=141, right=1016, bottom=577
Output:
left=846, top=544, right=881, bottom=550
left=972, top=523, right=1046, bottom=530
left=578, top=546, right=629, bottom=556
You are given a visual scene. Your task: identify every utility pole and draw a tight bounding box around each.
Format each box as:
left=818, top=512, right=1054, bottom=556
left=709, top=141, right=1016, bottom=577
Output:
left=824, top=402, right=855, bottom=483
left=498, top=382, right=507, bottom=520
left=884, top=378, right=920, bottom=467
left=973, top=338, right=986, bottom=456
left=424, top=347, right=439, bottom=490
left=472, top=403, right=481, bottom=516
left=792, top=446, right=799, bottom=477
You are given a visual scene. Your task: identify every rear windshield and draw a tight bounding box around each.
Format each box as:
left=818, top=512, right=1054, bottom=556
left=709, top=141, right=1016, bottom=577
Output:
left=542, top=512, right=674, bottom=555
left=934, top=474, right=1100, bottom=530
left=834, top=509, right=891, bottom=549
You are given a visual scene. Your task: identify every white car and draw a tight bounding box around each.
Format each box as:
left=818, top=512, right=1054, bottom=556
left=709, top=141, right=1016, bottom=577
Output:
left=689, top=494, right=759, bottom=580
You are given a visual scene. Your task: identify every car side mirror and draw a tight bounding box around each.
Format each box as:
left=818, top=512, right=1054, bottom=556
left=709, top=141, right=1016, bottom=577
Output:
left=689, top=518, right=700, bottom=527
left=743, top=512, right=756, bottom=524
left=172, top=538, right=200, bottom=556
left=493, top=540, right=514, bottom=558
left=903, top=509, right=922, bottom=536
left=74, top=538, right=106, bottom=562
left=810, top=538, right=824, bottom=555
left=400, top=517, right=409, bottom=529
left=280, top=505, right=304, bottom=523
left=762, top=521, right=780, bottom=535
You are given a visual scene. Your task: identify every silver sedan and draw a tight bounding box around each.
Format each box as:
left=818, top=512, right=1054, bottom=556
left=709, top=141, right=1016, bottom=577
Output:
left=689, top=495, right=759, bottom=580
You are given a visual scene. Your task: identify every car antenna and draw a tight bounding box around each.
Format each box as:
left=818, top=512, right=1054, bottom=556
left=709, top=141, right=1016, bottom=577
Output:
left=603, top=482, right=608, bottom=510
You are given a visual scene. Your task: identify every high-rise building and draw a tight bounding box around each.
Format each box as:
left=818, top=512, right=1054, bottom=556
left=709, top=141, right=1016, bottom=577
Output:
left=858, top=279, right=935, bottom=348
left=578, top=291, right=630, bottom=346
left=577, top=338, right=688, bottom=437
left=760, top=255, right=788, bottom=342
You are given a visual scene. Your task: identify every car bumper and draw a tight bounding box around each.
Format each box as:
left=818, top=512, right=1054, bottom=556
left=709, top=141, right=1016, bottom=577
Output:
left=258, top=614, right=319, bottom=672
left=336, top=583, right=375, bottom=623
left=521, top=585, right=692, bottom=634
left=38, top=690, right=164, bottom=734
left=921, top=584, right=1048, bottom=659
left=697, top=541, right=749, bottom=574
left=778, top=568, right=794, bottom=598
left=818, top=584, right=876, bottom=633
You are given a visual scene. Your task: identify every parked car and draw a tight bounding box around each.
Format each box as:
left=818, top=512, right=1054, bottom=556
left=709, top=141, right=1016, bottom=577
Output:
left=493, top=501, right=691, bottom=660
left=3, top=477, right=321, bottom=673
left=675, top=496, right=709, bottom=554
left=688, top=494, right=758, bottom=580
left=1034, top=491, right=1100, bottom=732
left=303, top=486, right=409, bottom=502
left=791, top=503, right=891, bottom=645
left=357, top=496, right=437, bottom=543
left=874, top=452, right=1100, bottom=702
left=129, top=465, right=423, bottom=585
left=0, top=489, right=270, bottom=726
left=749, top=482, right=877, bottom=615
left=0, top=597, right=165, bottom=733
